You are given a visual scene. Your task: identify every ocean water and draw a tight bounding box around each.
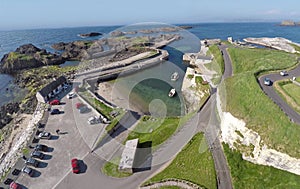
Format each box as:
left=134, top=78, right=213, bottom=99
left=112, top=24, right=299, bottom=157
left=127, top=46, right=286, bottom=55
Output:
left=1, top=22, right=300, bottom=107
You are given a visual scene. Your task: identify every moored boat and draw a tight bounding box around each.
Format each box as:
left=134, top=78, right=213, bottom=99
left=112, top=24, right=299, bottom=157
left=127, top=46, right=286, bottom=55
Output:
left=171, top=72, right=179, bottom=81
left=168, top=88, right=176, bottom=97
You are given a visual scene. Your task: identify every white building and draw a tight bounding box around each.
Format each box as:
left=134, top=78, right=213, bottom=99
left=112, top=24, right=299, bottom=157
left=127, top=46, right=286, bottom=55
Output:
left=118, top=138, right=139, bottom=173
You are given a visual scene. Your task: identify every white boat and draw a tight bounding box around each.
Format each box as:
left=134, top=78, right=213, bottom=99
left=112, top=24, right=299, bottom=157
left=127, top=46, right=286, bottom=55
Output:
left=171, top=72, right=179, bottom=81
left=168, top=88, right=176, bottom=97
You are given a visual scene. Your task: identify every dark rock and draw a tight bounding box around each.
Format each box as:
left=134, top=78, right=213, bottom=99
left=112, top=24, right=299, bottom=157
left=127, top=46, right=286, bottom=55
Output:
left=0, top=44, right=65, bottom=74
left=0, top=102, right=20, bottom=129
left=110, top=30, right=125, bottom=37
left=79, top=32, right=102, bottom=37
left=52, top=41, right=96, bottom=60
left=179, top=26, right=193, bottom=29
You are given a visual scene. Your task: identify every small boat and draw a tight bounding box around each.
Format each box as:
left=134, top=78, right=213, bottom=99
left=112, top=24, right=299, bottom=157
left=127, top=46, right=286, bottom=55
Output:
left=168, top=88, right=176, bottom=97
left=171, top=72, right=179, bottom=81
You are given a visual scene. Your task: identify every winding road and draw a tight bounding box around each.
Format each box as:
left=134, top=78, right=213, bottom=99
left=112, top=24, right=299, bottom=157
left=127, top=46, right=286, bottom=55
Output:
left=258, top=65, right=300, bottom=124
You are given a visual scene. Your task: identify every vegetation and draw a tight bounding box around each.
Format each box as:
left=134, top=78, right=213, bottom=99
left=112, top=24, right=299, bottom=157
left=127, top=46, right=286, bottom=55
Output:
left=187, top=74, right=194, bottom=79
left=102, top=157, right=132, bottom=178
left=289, top=43, right=300, bottom=53
left=223, top=143, right=300, bottom=189
left=105, top=110, right=126, bottom=132
left=7, top=52, right=33, bottom=61
left=275, top=80, right=300, bottom=114
left=224, top=47, right=300, bottom=158
left=144, top=133, right=217, bottom=189
left=205, top=44, right=224, bottom=84
left=126, top=116, right=181, bottom=148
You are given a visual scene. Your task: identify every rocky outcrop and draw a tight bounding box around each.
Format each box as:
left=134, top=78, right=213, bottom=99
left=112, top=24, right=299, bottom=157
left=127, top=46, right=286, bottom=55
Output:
left=0, top=102, right=20, bottom=129
left=280, top=20, right=300, bottom=26
left=0, top=44, right=65, bottom=74
left=244, top=37, right=300, bottom=53
left=79, top=32, right=102, bottom=38
left=52, top=40, right=99, bottom=60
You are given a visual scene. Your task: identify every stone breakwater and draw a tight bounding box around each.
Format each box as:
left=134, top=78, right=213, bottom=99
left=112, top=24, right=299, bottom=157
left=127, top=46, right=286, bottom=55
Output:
left=0, top=102, right=45, bottom=178
left=216, top=91, right=300, bottom=175
left=244, top=37, right=300, bottom=53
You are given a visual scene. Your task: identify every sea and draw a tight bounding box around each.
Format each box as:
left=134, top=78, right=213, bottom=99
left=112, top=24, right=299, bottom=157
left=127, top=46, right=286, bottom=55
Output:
left=1, top=22, right=300, bottom=113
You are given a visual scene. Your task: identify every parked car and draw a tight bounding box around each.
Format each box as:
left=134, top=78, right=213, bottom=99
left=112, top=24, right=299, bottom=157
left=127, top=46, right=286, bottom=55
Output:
left=34, top=144, right=48, bottom=152
left=22, top=166, right=34, bottom=177
left=71, top=158, right=80, bottom=174
left=38, top=132, right=51, bottom=139
left=264, top=77, right=271, bottom=86
left=31, top=150, right=44, bottom=159
left=9, top=182, right=21, bottom=189
left=67, top=92, right=76, bottom=99
left=79, top=106, right=89, bottom=113
left=75, top=102, right=85, bottom=109
left=88, top=116, right=101, bottom=125
left=25, top=158, right=39, bottom=167
left=50, top=109, right=61, bottom=115
left=280, top=70, right=287, bottom=76
left=49, top=99, right=60, bottom=105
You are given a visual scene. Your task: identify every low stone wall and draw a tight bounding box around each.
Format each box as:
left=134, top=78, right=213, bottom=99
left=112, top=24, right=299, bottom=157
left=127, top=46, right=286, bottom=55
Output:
left=141, top=178, right=202, bottom=189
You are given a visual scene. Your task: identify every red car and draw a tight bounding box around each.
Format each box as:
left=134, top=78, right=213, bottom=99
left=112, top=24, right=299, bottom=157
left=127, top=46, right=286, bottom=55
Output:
left=71, top=158, right=80, bottom=174
left=49, top=99, right=60, bottom=105
left=10, top=181, right=21, bottom=189
left=75, top=103, right=84, bottom=109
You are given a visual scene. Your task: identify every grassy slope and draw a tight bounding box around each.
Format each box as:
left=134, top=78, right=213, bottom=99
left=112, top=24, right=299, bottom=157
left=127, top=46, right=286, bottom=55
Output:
left=225, top=47, right=300, bottom=157
left=145, top=133, right=217, bottom=189
left=223, top=144, right=300, bottom=189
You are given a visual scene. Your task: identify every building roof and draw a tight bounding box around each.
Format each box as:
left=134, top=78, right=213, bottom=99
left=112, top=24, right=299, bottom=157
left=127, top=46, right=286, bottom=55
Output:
left=38, top=76, right=67, bottom=97
left=119, top=139, right=139, bottom=170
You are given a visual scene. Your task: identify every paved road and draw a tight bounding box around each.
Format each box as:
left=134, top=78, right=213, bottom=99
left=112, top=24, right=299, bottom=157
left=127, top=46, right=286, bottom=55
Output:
left=258, top=65, right=300, bottom=124
left=219, top=44, right=233, bottom=79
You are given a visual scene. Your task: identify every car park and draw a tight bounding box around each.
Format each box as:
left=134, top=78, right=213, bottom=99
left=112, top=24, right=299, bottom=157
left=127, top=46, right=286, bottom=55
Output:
left=34, top=144, right=49, bottom=152
left=21, top=166, right=34, bottom=177
left=71, top=158, right=80, bottom=174
left=9, top=182, right=21, bottom=189
left=38, top=132, right=51, bottom=139
left=25, top=158, right=39, bottom=167
left=264, top=77, right=271, bottom=86
left=67, top=92, right=76, bottom=99
left=49, top=99, right=60, bottom=105
left=280, top=70, right=287, bottom=76
left=31, top=150, right=45, bottom=159
left=50, top=109, right=61, bottom=115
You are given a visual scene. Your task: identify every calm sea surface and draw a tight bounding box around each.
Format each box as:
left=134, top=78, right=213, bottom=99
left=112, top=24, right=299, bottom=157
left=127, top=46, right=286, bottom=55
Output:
left=1, top=22, right=300, bottom=108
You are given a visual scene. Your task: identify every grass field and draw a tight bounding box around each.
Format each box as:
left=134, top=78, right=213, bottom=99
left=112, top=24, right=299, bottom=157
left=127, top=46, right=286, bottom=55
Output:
left=224, top=47, right=300, bottom=158
left=126, top=116, right=181, bottom=149
left=205, top=44, right=224, bottom=84
left=144, top=133, right=217, bottom=189
left=223, top=144, right=300, bottom=189
left=275, top=81, right=300, bottom=114
left=101, top=157, right=132, bottom=178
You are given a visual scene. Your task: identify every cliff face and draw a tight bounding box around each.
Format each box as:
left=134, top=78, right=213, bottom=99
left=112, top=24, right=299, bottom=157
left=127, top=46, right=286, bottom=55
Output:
left=0, top=44, right=65, bottom=74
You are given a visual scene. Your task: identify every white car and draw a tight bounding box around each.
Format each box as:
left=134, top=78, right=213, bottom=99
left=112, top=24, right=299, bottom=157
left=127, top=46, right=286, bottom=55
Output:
left=67, top=92, right=76, bottom=99
left=280, top=70, right=287, bottom=76
left=88, top=116, right=101, bottom=125
left=38, top=132, right=51, bottom=139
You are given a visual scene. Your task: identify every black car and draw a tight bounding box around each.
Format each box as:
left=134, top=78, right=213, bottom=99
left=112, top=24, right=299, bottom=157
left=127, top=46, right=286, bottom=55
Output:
left=50, top=109, right=60, bottom=115
left=31, top=150, right=44, bottom=159
left=25, top=158, right=39, bottom=167
left=34, top=144, right=48, bottom=152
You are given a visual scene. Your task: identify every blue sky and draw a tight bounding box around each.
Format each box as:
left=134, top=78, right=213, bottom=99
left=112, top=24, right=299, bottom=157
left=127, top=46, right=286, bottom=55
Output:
left=0, top=0, right=300, bottom=30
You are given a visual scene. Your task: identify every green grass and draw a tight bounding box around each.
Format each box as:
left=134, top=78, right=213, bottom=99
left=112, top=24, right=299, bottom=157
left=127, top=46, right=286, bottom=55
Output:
left=105, top=110, right=126, bottom=132
left=144, top=133, right=217, bottom=189
left=224, top=47, right=300, bottom=158
left=207, top=44, right=225, bottom=74
left=223, top=143, right=300, bottom=189
left=282, top=83, right=300, bottom=106
left=296, top=77, right=300, bottom=83
left=7, top=52, right=33, bottom=61
left=94, top=99, right=114, bottom=119
left=101, top=157, right=132, bottom=178
left=22, top=147, right=30, bottom=155
left=289, top=43, right=300, bottom=53
left=228, top=48, right=298, bottom=74
left=187, top=74, right=194, bottom=79
left=126, top=116, right=180, bottom=148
